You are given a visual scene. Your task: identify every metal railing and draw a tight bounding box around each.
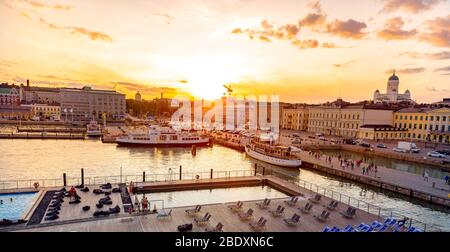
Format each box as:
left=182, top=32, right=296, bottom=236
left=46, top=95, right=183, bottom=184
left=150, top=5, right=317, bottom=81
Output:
left=0, top=169, right=255, bottom=190
left=0, top=167, right=441, bottom=231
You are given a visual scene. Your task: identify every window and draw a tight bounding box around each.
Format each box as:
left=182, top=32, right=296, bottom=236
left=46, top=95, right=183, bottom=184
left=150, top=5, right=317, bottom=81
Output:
left=414, top=116, right=418, bottom=120
left=409, top=116, right=412, bottom=120
left=430, top=116, right=434, bottom=121
left=419, top=124, right=422, bottom=130
left=436, top=116, right=440, bottom=121
left=400, top=115, right=403, bottom=120
left=443, top=116, right=446, bottom=122
left=413, top=124, right=416, bottom=129
left=420, top=116, right=423, bottom=121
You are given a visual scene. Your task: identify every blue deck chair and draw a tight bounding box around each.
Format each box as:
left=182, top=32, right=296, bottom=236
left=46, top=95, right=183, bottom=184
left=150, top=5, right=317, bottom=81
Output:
left=370, top=221, right=383, bottom=230
left=378, top=224, right=389, bottom=232
left=323, top=226, right=331, bottom=232
left=343, top=225, right=355, bottom=232
left=330, top=226, right=340, bottom=232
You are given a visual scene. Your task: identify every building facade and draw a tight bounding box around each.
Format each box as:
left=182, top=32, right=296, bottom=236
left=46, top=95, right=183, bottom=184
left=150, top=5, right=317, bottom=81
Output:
left=373, top=72, right=411, bottom=103
left=307, top=100, right=395, bottom=138
left=281, top=107, right=309, bottom=131
left=0, top=84, right=21, bottom=105
left=394, top=107, right=450, bottom=143
left=60, top=87, right=126, bottom=122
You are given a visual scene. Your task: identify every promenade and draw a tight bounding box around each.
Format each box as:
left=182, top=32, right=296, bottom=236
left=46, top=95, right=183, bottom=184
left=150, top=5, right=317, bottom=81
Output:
left=294, top=150, right=450, bottom=206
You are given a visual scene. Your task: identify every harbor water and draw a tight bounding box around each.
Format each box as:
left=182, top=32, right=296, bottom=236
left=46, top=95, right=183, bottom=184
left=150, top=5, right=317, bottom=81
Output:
left=0, top=139, right=449, bottom=230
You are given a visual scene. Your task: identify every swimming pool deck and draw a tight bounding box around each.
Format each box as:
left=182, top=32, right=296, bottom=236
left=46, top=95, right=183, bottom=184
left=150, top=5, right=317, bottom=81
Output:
left=2, top=176, right=392, bottom=232
left=17, top=196, right=381, bottom=232
left=294, top=151, right=450, bottom=207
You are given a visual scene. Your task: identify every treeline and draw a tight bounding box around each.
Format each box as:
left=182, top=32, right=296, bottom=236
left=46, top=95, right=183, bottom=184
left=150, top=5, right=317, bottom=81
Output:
left=126, top=98, right=173, bottom=117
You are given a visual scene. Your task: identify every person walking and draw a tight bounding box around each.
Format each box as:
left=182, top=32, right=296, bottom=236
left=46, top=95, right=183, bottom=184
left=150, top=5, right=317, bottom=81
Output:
left=424, top=171, right=429, bottom=182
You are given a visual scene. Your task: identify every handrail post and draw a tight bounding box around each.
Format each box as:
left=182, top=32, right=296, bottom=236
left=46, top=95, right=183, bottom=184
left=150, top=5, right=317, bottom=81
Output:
left=143, top=171, right=146, bottom=182
left=81, top=168, right=84, bottom=186
left=179, top=165, right=182, bottom=180
left=210, top=169, right=213, bottom=179
left=262, top=167, right=265, bottom=176
left=254, top=163, right=257, bottom=176
left=63, top=173, right=67, bottom=187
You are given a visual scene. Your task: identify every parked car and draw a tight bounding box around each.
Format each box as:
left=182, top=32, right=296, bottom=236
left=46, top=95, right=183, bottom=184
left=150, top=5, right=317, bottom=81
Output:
left=436, top=150, right=450, bottom=156
left=318, top=136, right=327, bottom=141
left=344, top=139, right=356, bottom=145
left=427, top=151, right=446, bottom=158
left=376, top=143, right=387, bottom=148
left=360, top=142, right=371, bottom=148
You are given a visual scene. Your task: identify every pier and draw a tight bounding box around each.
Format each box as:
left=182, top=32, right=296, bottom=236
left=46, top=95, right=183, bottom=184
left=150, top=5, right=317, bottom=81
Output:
left=0, top=132, right=85, bottom=140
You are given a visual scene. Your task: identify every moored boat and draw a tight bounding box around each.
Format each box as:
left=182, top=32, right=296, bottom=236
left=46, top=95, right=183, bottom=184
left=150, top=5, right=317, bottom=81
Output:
left=245, top=141, right=302, bottom=168
left=116, top=125, right=210, bottom=147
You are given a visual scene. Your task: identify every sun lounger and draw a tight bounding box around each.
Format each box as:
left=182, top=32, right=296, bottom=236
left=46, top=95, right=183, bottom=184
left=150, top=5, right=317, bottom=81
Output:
left=330, top=226, right=340, bottom=232
left=308, top=194, right=322, bottom=203
left=299, top=203, right=313, bottom=214
left=340, top=207, right=356, bottom=219
left=157, top=209, right=173, bottom=219
left=315, top=210, right=331, bottom=222
left=377, top=224, right=389, bottom=232
left=269, top=206, right=285, bottom=217
left=238, top=208, right=254, bottom=221
left=284, top=196, right=299, bottom=207
left=256, top=199, right=271, bottom=209
left=326, top=200, right=339, bottom=211
left=283, top=214, right=301, bottom=226
left=370, top=220, right=383, bottom=230
left=228, top=201, right=243, bottom=213
left=249, top=217, right=267, bottom=231
left=342, top=225, right=355, bottom=232
left=185, top=205, right=201, bottom=216
left=205, top=222, right=223, bottom=232
left=322, top=226, right=331, bottom=232
left=194, top=212, right=211, bottom=226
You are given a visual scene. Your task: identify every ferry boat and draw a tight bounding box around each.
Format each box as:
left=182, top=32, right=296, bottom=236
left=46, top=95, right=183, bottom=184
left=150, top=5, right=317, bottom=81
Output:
left=116, top=125, right=210, bottom=147
left=245, top=141, right=302, bottom=168
left=86, top=120, right=102, bottom=137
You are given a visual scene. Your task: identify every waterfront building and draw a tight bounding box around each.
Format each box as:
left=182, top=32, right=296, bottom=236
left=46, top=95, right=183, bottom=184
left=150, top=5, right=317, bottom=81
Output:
left=60, top=86, right=126, bottom=122
left=307, top=99, right=395, bottom=138
left=281, top=106, right=309, bottom=131
left=21, top=86, right=61, bottom=104
left=358, top=125, right=407, bottom=140
left=0, top=105, right=33, bottom=120
left=23, top=103, right=61, bottom=121
left=433, top=98, right=450, bottom=106
left=0, top=84, right=21, bottom=105
left=395, top=107, right=450, bottom=143
left=373, top=72, right=412, bottom=103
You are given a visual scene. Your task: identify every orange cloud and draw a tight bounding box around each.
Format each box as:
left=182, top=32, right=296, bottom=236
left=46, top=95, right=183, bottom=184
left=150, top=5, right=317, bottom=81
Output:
left=380, top=0, right=443, bottom=13
left=39, top=18, right=113, bottom=42
left=385, top=67, right=425, bottom=74
left=418, top=15, right=450, bottom=47
left=377, top=17, right=417, bottom=40
left=25, top=0, right=71, bottom=11
left=399, top=51, right=450, bottom=60
left=326, top=19, right=367, bottom=39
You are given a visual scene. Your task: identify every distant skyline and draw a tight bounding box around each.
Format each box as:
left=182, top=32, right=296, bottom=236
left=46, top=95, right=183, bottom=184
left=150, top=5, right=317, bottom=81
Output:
left=0, top=0, right=449, bottom=103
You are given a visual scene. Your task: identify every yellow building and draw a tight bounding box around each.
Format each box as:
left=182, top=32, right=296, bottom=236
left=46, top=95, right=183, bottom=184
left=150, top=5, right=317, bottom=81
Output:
left=394, top=107, right=450, bottom=143
left=281, top=107, right=309, bottom=131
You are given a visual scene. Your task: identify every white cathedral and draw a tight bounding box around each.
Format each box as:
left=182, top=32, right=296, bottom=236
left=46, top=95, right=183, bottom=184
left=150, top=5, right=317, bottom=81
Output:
left=373, top=72, right=411, bottom=103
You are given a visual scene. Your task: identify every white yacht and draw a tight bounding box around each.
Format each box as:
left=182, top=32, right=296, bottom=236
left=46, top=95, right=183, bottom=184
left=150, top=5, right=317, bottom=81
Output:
left=245, top=141, right=302, bottom=168
left=116, top=125, right=210, bottom=147
left=86, top=120, right=102, bottom=137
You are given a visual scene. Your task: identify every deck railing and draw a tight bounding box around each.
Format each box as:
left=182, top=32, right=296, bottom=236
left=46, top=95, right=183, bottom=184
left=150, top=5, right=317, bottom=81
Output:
left=262, top=168, right=442, bottom=232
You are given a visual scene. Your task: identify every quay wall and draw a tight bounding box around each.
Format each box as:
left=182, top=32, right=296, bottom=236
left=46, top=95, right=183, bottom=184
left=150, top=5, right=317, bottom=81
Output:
left=303, top=161, right=450, bottom=207
left=0, top=133, right=85, bottom=140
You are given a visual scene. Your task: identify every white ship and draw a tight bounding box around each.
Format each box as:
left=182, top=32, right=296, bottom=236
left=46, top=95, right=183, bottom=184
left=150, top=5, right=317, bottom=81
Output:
left=116, top=125, right=210, bottom=147
left=86, top=120, right=102, bottom=137
left=245, top=141, right=302, bottom=168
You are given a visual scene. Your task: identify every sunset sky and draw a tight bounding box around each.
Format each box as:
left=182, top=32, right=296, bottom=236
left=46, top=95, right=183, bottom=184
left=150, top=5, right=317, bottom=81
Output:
left=0, top=0, right=449, bottom=103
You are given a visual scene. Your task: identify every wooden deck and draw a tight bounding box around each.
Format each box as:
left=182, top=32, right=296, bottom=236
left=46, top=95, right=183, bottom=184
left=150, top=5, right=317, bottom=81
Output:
left=19, top=196, right=381, bottom=232
left=11, top=176, right=387, bottom=232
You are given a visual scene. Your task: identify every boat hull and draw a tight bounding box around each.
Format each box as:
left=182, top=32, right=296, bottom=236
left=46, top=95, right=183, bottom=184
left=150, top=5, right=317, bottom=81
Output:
left=245, top=146, right=302, bottom=168
left=116, top=139, right=211, bottom=147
